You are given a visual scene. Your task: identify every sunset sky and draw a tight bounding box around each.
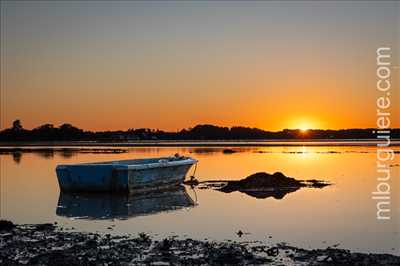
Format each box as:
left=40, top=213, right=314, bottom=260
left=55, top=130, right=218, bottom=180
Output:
left=1, top=1, right=399, bottom=131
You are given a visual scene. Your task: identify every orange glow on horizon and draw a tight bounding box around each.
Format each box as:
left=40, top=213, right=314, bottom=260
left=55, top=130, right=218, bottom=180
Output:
left=2, top=3, right=399, bottom=132
left=285, top=118, right=319, bottom=132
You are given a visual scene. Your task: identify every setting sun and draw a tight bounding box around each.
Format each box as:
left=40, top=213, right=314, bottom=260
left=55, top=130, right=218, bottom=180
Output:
left=300, top=127, right=309, bottom=133
left=298, top=122, right=313, bottom=132
left=288, top=118, right=317, bottom=132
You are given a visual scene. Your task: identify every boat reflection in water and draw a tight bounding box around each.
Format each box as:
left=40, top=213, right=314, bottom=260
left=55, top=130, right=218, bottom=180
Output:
left=56, top=185, right=195, bottom=220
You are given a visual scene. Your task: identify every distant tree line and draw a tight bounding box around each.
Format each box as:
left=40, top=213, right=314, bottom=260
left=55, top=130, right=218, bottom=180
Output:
left=1, top=120, right=399, bottom=141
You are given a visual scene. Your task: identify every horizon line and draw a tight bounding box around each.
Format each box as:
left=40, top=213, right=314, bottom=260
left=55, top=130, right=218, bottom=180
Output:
left=1, top=120, right=398, bottom=133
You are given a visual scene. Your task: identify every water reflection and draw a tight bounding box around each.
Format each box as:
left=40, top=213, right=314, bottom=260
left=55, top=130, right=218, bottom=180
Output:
left=2, top=145, right=399, bottom=255
left=220, top=186, right=301, bottom=200
left=12, top=151, right=22, bottom=164
left=56, top=186, right=195, bottom=220
left=1, top=148, right=127, bottom=162
left=1, top=146, right=387, bottom=164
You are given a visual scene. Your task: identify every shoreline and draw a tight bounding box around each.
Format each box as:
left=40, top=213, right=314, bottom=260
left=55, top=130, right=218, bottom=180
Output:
left=1, top=139, right=400, bottom=148
left=1, top=222, right=399, bottom=265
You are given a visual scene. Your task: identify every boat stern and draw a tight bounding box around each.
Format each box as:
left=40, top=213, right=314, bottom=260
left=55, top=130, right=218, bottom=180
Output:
left=56, top=164, right=129, bottom=193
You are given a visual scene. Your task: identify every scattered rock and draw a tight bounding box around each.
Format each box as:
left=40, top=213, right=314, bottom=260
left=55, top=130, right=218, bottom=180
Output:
left=266, top=247, right=279, bottom=257
left=139, top=232, right=151, bottom=243
left=222, top=149, right=237, bottom=154
left=0, top=220, right=15, bottom=231
left=36, top=223, right=55, bottom=231
left=29, top=250, right=81, bottom=265
left=1, top=223, right=398, bottom=265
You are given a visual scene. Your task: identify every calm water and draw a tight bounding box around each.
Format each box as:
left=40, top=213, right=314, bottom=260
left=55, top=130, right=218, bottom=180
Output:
left=1, top=144, right=399, bottom=255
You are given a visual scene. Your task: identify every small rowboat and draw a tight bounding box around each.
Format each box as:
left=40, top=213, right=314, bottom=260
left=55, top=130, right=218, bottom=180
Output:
left=56, top=155, right=197, bottom=194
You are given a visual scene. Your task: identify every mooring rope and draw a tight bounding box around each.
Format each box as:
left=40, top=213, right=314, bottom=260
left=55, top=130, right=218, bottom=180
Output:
left=190, top=162, right=198, bottom=204
left=191, top=161, right=198, bottom=179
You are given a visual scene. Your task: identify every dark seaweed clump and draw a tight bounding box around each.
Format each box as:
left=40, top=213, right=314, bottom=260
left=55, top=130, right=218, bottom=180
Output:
left=198, top=172, right=331, bottom=199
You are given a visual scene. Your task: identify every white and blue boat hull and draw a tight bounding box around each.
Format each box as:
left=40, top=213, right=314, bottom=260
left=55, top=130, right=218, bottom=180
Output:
left=56, top=156, right=197, bottom=194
